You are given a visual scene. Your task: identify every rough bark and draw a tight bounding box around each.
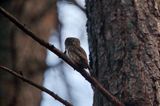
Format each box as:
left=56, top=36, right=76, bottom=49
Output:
left=86, top=0, right=160, bottom=106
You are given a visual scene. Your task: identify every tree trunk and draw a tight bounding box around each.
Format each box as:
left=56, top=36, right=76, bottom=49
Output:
left=0, top=1, right=57, bottom=106
left=86, top=0, right=160, bottom=106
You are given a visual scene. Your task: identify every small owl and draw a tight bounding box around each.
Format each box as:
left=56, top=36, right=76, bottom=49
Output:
left=64, top=37, right=90, bottom=70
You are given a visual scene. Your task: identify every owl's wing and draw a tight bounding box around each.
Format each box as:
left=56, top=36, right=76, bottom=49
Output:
left=69, top=46, right=89, bottom=69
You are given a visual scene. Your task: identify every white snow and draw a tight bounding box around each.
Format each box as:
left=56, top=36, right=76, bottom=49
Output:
left=41, top=1, right=93, bottom=106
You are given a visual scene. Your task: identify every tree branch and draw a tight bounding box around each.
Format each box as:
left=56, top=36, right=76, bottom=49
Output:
left=0, top=65, right=72, bottom=106
left=0, top=6, right=125, bottom=106
left=67, top=0, right=85, bottom=13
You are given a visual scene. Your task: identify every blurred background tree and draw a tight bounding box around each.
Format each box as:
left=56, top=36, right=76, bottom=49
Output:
left=0, top=0, right=57, bottom=106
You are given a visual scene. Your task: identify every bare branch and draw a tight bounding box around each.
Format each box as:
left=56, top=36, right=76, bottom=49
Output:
left=0, top=6, right=125, bottom=106
left=67, top=0, right=85, bottom=13
left=0, top=65, right=73, bottom=106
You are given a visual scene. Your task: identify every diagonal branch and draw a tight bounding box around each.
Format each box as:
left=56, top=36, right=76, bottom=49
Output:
left=0, top=6, right=125, bottom=106
left=67, top=0, right=85, bottom=13
left=0, top=65, right=73, bottom=106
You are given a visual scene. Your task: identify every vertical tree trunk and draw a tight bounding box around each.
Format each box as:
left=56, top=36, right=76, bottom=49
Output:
left=86, top=0, right=160, bottom=106
left=0, top=1, right=57, bottom=106
left=0, top=2, right=14, bottom=106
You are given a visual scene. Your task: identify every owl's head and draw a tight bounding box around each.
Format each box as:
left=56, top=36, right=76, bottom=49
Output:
left=65, top=37, right=80, bottom=48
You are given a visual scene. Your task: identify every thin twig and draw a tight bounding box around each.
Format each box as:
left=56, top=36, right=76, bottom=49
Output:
left=0, top=65, right=72, bottom=106
left=0, top=6, right=125, bottom=106
left=67, top=0, right=85, bottom=13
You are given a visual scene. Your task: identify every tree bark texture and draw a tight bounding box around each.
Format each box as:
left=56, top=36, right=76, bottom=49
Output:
left=86, top=0, right=160, bottom=106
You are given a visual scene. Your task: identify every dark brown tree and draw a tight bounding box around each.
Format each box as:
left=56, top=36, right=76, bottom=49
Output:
left=0, top=1, right=57, bottom=106
left=86, top=0, right=160, bottom=106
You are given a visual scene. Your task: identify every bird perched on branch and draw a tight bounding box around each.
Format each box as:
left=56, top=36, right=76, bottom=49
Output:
left=64, top=37, right=90, bottom=73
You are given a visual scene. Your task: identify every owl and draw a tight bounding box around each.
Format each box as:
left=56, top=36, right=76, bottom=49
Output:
left=64, top=37, right=90, bottom=70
